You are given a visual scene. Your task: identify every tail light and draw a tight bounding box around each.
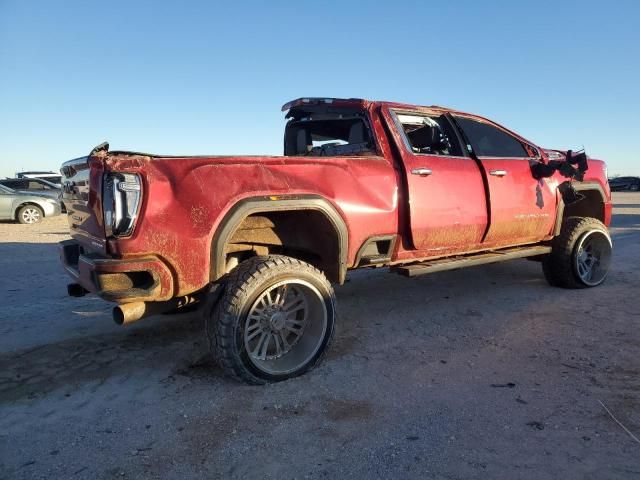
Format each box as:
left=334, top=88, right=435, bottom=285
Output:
left=103, top=173, right=142, bottom=237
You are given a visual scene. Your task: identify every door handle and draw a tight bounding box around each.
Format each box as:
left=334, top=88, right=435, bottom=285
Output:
left=489, top=169, right=508, bottom=177
left=411, top=168, right=433, bottom=176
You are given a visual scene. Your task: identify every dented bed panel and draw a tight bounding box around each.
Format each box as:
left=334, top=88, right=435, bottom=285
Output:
left=103, top=153, right=398, bottom=296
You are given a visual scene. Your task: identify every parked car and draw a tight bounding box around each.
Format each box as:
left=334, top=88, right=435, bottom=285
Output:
left=609, top=176, right=640, bottom=191
left=1, top=177, right=60, bottom=197
left=0, top=177, right=65, bottom=212
left=59, top=97, right=612, bottom=384
left=0, top=183, right=61, bottom=224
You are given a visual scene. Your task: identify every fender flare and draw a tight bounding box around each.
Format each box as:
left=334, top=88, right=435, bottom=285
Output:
left=553, top=181, right=607, bottom=236
left=210, top=195, right=349, bottom=283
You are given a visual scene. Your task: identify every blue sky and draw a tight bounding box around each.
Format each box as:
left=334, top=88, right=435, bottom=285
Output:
left=1, top=0, right=638, bottom=177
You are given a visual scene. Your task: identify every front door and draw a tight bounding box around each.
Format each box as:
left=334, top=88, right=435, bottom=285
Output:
left=453, top=115, right=557, bottom=247
left=382, top=108, right=488, bottom=253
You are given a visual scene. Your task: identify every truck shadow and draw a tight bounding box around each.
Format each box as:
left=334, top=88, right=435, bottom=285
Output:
left=0, top=254, right=551, bottom=404
left=0, top=311, right=210, bottom=404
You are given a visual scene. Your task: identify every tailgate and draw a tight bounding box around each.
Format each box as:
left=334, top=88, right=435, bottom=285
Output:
left=60, top=150, right=107, bottom=253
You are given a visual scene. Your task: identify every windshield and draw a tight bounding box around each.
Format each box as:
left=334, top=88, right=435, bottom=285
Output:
left=0, top=184, right=15, bottom=194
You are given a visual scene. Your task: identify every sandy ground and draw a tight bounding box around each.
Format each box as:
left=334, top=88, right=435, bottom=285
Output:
left=1, top=193, right=639, bottom=480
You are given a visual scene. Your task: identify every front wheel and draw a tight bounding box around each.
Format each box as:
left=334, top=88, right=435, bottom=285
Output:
left=207, top=255, right=336, bottom=384
left=17, top=205, right=43, bottom=224
left=542, top=216, right=612, bottom=288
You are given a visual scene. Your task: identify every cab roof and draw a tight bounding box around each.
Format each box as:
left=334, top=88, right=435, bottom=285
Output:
left=282, top=97, right=539, bottom=151
left=281, top=97, right=457, bottom=114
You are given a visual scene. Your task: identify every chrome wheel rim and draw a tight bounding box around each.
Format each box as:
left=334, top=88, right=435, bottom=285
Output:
left=573, top=230, right=612, bottom=286
left=244, top=279, right=327, bottom=375
left=22, top=208, right=41, bottom=224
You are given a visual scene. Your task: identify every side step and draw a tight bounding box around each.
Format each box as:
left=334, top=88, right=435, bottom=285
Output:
left=391, top=245, right=552, bottom=278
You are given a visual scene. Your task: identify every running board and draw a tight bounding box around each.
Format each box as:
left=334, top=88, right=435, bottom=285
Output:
left=391, top=245, right=552, bottom=278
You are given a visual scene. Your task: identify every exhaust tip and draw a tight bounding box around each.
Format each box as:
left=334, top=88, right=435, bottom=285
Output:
left=112, top=295, right=202, bottom=326
left=113, top=306, right=125, bottom=325
left=112, top=302, right=147, bottom=326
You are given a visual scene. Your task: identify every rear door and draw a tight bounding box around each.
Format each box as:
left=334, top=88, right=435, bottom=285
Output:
left=453, top=115, right=556, bottom=247
left=381, top=107, right=488, bottom=253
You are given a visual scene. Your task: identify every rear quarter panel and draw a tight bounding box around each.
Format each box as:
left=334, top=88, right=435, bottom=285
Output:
left=105, top=154, right=399, bottom=296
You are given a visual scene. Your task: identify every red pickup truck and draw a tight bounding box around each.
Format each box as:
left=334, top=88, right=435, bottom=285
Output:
left=60, top=97, right=613, bottom=384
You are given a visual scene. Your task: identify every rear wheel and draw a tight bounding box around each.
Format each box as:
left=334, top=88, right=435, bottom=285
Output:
left=17, top=205, right=43, bottom=224
left=542, top=216, right=612, bottom=288
left=207, top=255, right=336, bottom=384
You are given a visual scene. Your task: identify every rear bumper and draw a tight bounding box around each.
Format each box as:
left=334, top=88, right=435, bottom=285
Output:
left=59, top=239, right=174, bottom=303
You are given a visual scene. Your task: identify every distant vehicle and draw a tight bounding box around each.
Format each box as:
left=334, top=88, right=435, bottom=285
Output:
left=0, top=177, right=60, bottom=197
left=0, top=183, right=61, bottom=224
left=15, top=171, right=62, bottom=186
left=609, top=176, right=640, bottom=191
left=0, top=177, right=66, bottom=213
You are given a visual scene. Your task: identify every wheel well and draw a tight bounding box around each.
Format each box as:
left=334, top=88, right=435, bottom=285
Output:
left=562, top=189, right=605, bottom=223
left=15, top=202, right=44, bottom=220
left=217, top=209, right=344, bottom=283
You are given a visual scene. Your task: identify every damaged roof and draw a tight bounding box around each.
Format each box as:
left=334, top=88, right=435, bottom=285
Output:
left=282, top=97, right=459, bottom=115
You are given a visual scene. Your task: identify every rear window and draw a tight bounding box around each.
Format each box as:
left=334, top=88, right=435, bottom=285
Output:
left=455, top=116, right=528, bottom=158
left=284, top=111, right=374, bottom=157
left=0, top=179, right=28, bottom=189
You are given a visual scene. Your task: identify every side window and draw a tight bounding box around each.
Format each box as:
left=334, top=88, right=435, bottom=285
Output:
left=455, top=116, right=528, bottom=158
left=28, top=181, right=46, bottom=190
left=396, top=113, right=463, bottom=156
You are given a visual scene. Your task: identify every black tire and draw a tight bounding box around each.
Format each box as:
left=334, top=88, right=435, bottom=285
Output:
left=17, top=204, right=43, bottom=224
left=206, top=255, right=336, bottom=384
left=542, top=216, right=612, bottom=288
left=630, top=183, right=639, bottom=192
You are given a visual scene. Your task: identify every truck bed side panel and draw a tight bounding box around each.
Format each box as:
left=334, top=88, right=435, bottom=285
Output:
left=105, top=155, right=398, bottom=296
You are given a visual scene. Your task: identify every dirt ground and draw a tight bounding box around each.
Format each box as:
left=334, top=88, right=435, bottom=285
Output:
left=1, top=193, right=639, bottom=480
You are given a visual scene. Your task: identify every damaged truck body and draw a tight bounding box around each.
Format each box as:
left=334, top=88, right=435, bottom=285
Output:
left=60, top=97, right=613, bottom=384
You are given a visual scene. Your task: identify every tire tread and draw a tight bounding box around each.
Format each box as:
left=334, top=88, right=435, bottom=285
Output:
left=543, top=216, right=609, bottom=289
left=206, top=255, right=336, bottom=384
